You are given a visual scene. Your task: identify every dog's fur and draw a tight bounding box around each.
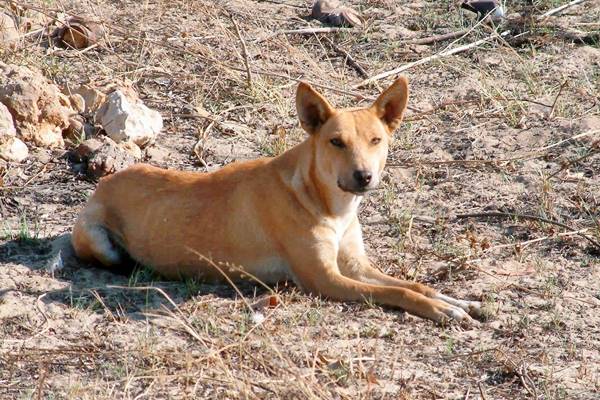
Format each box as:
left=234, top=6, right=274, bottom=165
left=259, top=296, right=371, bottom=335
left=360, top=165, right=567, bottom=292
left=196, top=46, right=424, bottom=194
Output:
left=72, top=77, right=481, bottom=323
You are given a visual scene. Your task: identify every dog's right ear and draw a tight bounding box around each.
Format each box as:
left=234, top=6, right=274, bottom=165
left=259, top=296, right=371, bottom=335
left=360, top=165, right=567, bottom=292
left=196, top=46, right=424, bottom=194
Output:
left=296, top=82, right=335, bottom=135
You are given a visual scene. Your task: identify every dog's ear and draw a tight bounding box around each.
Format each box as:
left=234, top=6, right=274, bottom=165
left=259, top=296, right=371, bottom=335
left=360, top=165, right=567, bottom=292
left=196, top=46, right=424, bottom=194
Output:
left=296, top=82, right=336, bottom=135
left=370, top=76, right=409, bottom=134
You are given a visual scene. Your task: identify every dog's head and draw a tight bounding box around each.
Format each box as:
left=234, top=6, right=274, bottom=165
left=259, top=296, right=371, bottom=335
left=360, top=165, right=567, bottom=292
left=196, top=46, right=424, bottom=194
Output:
left=296, top=77, right=409, bottom=195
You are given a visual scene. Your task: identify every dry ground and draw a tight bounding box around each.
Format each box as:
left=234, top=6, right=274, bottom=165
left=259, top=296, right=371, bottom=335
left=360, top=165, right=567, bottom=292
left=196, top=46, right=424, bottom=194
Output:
left=1, top=0, right=600, bottom=398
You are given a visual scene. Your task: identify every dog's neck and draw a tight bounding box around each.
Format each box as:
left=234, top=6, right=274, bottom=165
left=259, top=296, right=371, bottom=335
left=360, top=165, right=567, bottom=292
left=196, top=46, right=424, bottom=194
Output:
left=283, top=139, right=361, bottom=219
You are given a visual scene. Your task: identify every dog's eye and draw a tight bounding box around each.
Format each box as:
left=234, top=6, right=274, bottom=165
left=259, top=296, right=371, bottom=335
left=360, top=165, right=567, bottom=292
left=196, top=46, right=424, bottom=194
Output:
left=330, top=138, right=345, bottom=148
left=371, top=137, right=381, bottom=145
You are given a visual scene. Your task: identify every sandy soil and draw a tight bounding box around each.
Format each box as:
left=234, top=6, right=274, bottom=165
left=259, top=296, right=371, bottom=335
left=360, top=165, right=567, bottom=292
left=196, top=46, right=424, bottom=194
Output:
left=1, top=0, right=599, bottom=398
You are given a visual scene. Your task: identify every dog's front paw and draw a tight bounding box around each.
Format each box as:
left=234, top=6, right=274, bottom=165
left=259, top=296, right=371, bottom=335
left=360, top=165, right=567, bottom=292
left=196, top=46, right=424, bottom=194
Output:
left=431, top=300, right=479, bottom=327
left=435, top=294, right=483, bottom=319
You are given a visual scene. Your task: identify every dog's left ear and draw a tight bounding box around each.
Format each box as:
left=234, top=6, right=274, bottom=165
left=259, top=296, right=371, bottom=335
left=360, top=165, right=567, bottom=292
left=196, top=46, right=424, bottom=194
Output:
left=296, top=82, right=336, bottom=135
left=370, top=76, right=409, bottom=134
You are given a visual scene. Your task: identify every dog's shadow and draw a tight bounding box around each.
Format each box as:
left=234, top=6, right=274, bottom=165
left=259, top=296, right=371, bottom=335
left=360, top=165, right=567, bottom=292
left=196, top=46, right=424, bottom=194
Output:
left=0, top=234, right=273, bottom=319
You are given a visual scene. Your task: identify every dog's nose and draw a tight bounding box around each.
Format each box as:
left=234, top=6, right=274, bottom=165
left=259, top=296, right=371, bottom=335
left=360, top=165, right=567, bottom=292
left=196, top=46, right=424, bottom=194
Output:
left=353, top=170, right=372, bottom=187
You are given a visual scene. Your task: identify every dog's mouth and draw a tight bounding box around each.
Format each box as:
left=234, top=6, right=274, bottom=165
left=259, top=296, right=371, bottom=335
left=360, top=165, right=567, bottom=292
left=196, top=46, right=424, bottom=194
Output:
left=337, top=182, right=376, bottom=195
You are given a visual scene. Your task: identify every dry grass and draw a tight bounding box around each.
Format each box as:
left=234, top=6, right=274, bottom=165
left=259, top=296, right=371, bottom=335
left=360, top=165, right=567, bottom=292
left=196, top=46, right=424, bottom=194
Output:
left=1, top=0, right=599, bottom=398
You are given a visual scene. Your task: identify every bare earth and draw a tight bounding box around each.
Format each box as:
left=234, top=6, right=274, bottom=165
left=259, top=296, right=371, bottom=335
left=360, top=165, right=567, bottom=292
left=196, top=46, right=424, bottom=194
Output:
left=1, top=0, right=599, bottom=399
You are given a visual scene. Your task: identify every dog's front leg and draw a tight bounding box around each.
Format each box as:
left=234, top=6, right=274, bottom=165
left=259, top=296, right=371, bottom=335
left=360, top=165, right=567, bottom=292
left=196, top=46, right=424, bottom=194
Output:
left=337, top=218, right=482, bottom=319
left=285, top=227, right=474, bottom=324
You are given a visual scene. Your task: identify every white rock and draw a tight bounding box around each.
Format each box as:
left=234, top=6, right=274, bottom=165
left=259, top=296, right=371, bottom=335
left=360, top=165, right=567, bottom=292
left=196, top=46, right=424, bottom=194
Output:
left=0, top=13, right=19, bottom=48
left=96, top=90, right=162, bottom=147
left=0, top=102, right=16, bottom=136
left=0, top=136, right=28, bottom=162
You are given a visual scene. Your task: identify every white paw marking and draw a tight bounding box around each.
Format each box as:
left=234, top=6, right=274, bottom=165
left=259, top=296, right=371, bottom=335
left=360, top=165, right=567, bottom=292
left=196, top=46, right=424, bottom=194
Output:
left=435, top=294, right=482, bottom=317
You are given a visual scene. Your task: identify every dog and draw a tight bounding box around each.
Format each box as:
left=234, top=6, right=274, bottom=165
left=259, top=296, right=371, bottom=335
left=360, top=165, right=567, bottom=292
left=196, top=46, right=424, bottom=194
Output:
left=72, top=77, right=481, bottom=324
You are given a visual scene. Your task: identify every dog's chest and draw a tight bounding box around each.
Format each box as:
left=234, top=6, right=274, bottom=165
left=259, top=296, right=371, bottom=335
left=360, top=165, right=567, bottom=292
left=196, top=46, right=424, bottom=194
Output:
left=330, top=199, right=361, bottom=242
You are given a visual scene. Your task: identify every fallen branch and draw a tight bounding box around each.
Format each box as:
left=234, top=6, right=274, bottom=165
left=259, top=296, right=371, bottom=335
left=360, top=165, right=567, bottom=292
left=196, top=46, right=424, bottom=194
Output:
left=456, top=212, right=600, bottom=249
left=541, top=0, right=588, bottom=18
left=484, top=228, right=590, bottom=252
left=536, top=130, right=598, bottom=151
left=548, top=147, right=599, bottom=179
left=387, top=150, right=545, bottom=168
left=256, top=27, right=354, bottom=43
left=548, top=79, right=568, bottom=119
left=324, top=37, right=368, bottom=78
left=401, top=28, right=471, bottom=45
left=355, top=30, right=510, bottom=88
left=356, top=0, right=590, bottom=88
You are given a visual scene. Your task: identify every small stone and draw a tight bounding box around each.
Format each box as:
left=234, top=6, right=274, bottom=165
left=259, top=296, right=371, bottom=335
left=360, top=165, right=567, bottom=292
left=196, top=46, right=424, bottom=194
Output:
left=71, top=138, right=103, bottom=162
left=33, top=123, right=64, bottom=148
left=311, top=0, right=363, bottom=27
left=0, top=136, right=28, bottom=162
left=0, top=12, right=19, bottom=48
left=69, top=94, right=85, bottom=113
left=80, top=136, right=137, bottom=179
left=119, top=141, right=142, bottom=159
left=56, top=17, right=105, bottom=49
left=63, top=114, right=86, bottom=144
left=0, top=103, right=16, bottom=136
left=69, top=85, right=106, bottom=114
left=95, top=90, right=162, bottom=148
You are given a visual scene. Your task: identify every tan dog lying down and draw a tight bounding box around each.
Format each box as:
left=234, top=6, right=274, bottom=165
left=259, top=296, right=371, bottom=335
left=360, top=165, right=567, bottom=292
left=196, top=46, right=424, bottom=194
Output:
left=72, top=77, right=481, bottom=323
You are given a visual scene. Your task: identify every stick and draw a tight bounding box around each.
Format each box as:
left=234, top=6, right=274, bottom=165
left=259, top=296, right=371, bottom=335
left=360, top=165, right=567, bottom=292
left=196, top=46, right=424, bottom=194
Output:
left=230, top=15, right=253, bottom=89
left=456, top=212, right=600, bottom=249
left=541, top=0, right=588, bottom=17
left=355, top=30, right=510, bottom=87
left=388, top=150, right=545, bottom=168
left=536, top=130, right=598, bottom=151
left=548, top=148, right=599, bottom=178
left=357, top=0, right=589, bottom=88
left=256, top=27, right=354, bottom=43
left=324, top=37, right=368, bottom=78
left=484, top=228, right=590, bottom=252
left=548, top=80, right=568, bottom=119
left=478, top=382, right=488, bottom=400
left=401, top=28, right=471, bottom=45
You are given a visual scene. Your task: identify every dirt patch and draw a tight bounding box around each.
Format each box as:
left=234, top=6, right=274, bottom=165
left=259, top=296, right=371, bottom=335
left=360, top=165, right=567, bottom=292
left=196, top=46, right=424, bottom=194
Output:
left=1, top=0, right=599, bottom=399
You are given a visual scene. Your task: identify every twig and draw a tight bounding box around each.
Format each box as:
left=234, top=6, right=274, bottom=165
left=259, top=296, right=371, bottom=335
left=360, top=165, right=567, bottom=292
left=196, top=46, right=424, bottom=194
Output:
left=456, top=212, right=600, bottom=249
left=548, top=80, right=568, bottom=119
left=230, top=15, right=253, bottom=90
left=548, top=148, right=599, bottom=178
left=388, top=150, right=545, bottom=168
left=478, top=381, right=488, bottom=400
left=358, top=0, right=589, bottom=87
left=256, top=27, right=354, bottom=43
left=324, top=37, right=368, bottom=78
left=34, top=293, right=50, bottom=338
left=401, top=28, right=471, bottom=45
left=541, top=0, right=588, bottom=18
left=485, top=228, right=590, bottom=252
left=355, top=30, right=510, bottom=87
left=536, top=130, right=598, bottom=151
